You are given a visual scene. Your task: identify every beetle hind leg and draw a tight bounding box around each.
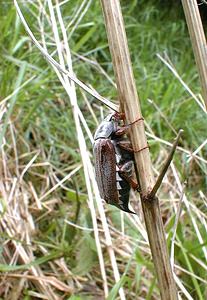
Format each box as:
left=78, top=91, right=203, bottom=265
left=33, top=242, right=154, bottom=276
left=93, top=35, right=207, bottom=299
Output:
left=118, top=161, right=139, bottom=190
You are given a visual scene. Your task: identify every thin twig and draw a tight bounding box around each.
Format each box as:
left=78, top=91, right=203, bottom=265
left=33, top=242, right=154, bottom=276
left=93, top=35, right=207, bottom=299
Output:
left=146, top=131, right=207, bottom=165
left=38, top=165, right=82, bottom=201
left=149, top=129, right=184, bottom=199
left=64, top=219, right=96, bottom=232
left=170, top=182, right=186, bottom=268
left=187, top=138, right=207, bottom=163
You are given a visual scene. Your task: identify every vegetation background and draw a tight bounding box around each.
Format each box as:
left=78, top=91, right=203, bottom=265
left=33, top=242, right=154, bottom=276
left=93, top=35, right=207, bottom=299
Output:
left=0, top=0, right=206, bottom=299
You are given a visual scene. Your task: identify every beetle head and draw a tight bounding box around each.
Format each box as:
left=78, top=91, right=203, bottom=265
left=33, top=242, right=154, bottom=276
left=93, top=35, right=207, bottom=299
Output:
left=112, top=112, right=125, bottom=122
left=104, top=112, right=125, bottom=122
left=94, top=112, right=125, bottom=140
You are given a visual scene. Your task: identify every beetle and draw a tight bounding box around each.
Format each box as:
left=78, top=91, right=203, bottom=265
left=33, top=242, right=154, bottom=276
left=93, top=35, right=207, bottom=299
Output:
left=93, top=112, right=141, bottom=214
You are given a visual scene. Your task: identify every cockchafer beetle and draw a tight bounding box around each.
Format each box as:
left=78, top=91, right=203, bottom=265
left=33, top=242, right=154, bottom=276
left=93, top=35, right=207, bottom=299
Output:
left=93, top=112, right=144, bottom=214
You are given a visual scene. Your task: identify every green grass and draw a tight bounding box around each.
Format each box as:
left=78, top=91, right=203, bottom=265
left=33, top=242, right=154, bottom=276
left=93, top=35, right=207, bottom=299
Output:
left=0, top=0, right=206, bottom=299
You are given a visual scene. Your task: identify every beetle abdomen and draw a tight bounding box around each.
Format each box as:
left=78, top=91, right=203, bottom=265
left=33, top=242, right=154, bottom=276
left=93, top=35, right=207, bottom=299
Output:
left=93, top=139, right=119, bottom=205
left=117, top=175, right=135, bottom=213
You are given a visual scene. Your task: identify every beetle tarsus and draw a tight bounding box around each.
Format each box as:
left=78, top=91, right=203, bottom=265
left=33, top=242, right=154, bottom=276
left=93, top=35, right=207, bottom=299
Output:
left=134, top=145, right=149, bottom=153
left=127, top=116, right=144, bottom=126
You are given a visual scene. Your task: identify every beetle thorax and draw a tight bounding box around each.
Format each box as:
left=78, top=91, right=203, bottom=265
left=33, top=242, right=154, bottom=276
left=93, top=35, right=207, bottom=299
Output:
left=94, top=120, right=117, bottom=140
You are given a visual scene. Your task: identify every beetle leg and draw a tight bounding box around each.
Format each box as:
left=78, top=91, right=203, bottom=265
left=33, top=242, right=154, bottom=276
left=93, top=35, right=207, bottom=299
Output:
left=134, top=145, right=149, bottom=153
left=113, top=112, right=144, bottom=125
left=115, top=125, right=130, bottom=136
left=114, top=116, right=144, bottom=137
left=119, top=160, right=133, bottom=175
left=119, top=173, right=139, bottom=190
left=116, top=140, right=133, bottom=152
left=116, top=141, right=149, bottom=153
left=124, top=176, right=139, bottom=190
left=127, top=116, right=144, bottom=126
left=118, top=161, right=139, bottom=190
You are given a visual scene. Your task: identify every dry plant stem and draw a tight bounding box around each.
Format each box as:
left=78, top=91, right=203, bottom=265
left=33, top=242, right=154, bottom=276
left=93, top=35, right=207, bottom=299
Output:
left=181, top=0, right=207, bottom=110
left=100, top=0, right=178, bottom=299
left=149, top=130, right=184, bottom=199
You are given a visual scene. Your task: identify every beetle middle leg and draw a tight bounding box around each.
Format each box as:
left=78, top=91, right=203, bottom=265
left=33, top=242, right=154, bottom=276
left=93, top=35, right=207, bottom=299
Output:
left=116, top=140, right=149, bottom=153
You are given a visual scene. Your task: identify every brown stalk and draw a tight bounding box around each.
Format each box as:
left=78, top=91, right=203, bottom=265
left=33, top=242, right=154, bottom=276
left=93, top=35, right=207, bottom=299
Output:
left=182, top=0, right=207, bottom=110
left=149, top=129, right=184, bottom=199
left=100, top=0, right=178, bottom=299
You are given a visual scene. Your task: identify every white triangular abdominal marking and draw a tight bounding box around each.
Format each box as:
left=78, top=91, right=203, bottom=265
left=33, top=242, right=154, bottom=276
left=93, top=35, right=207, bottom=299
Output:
left=116, top=181, right=122, bottom=190
left=115, top=153, right=121, bottom=163
left=116, top=172, right=122, bottom=181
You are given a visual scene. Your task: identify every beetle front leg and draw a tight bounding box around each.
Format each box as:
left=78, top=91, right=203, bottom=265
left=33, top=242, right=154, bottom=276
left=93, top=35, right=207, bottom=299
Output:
left=114, top=114, right=144, bottom=137
left=114, top=116, right=145, bottom=138
left=115, top=125, right=130, bottom=136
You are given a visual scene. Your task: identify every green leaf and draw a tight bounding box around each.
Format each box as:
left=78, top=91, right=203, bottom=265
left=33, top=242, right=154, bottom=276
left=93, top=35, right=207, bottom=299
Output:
left=106, top=275, right=128, bottom=300
left=73, top=234, right=97, bottom=275
left=66, top=188, right=87, bottom=202
left=146, top=277, right=156, bottom=300
left=0, top=62, right=27, bottom=147
left=67, top=296, right=83, bottom=300
left=0, top=251, right=61, bottom=272
left=73, top=25, right=96, bottom=52
left=176, top=236, right=204, bottom=300
left=12, top=36, right=30, bottom=54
